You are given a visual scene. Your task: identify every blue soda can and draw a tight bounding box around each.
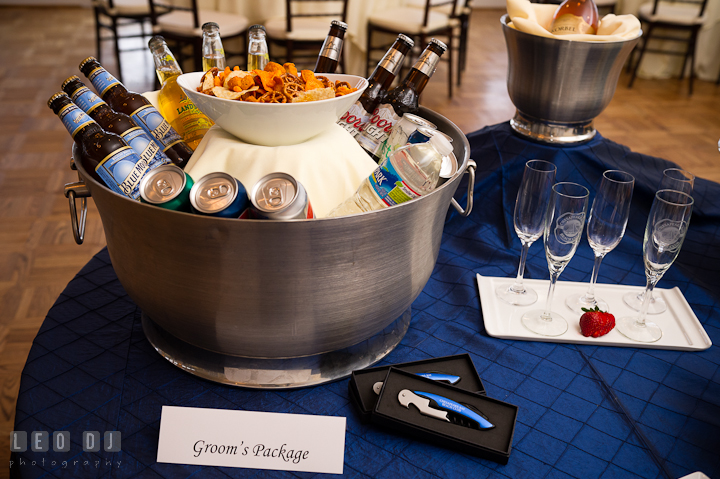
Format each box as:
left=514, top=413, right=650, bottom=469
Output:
left=189, top=172, right=250, bottom=218
left=407, top=126, right=435, bottom=144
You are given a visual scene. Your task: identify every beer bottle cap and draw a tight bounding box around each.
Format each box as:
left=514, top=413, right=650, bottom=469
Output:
left=78, top=56, right=99, bottom=71
left=47, top=92, right=69, bottom=109
left=148, top=35, right=166, bottom=49
left=397, top=34, right=414, bottom=49
left=430, top=38, right=448, bottom=53
left=331, top=20, right=348, bottom=31
left=202, top=22, right=219, bottom=32
left=249, top=24, right=265, bottom=32
left=61, top=75, right=80, bottom=90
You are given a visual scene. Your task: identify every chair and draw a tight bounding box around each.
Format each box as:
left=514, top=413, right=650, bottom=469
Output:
left=365, top=0, right=460, bottom=97
left=627, top=0, right=709, bottom=95
left=264, top=0, right=349, bottom=72
left=92, top=0, right=157, bottom=82
left=148, top=0, right=249, bottom=73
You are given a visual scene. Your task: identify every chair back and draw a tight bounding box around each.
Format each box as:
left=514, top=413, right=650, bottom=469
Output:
left=651, top=0, right=708, bottom=17
left=284, top=0, right=348, bottom=32
left=149, top=0, right=201, bottom=29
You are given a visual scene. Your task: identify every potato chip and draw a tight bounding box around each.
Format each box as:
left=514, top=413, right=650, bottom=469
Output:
left=253, top=69, right=281, bottom=92
left=291, top=87, right=335, bottom=103
left=212, top=86, right=244, bottom=100
left=200, top=68, right=217, bottom=93
left=264, top=62, right=286, bottom=75
left=283, top=63, right=298, bottom=77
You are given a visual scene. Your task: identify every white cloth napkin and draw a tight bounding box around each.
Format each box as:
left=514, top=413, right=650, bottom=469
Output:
left=507, top=0, right=641, bottom=41
left=184, top=126, right=376, bottom=218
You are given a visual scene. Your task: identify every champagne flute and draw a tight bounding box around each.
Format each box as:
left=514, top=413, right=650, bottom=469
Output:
left=521, top=182, right=589, bottom=337
left=496, top=160, right=557, bottom=306
left=623, top=167, right=694, bottom=314
left=617, top=189, right=693, bottom=342
left=566, top=171, right=634, bottom=314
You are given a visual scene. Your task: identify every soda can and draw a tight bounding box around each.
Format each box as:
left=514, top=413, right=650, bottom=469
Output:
left=377, top=113, right=438, bottom=162
left=250, top=172, right=315, bottom=220
left=407, top=126, right=435, bottom=144
left=190, top=171, right=250, bottom=218
left=139, top=164, right=194, bottom=212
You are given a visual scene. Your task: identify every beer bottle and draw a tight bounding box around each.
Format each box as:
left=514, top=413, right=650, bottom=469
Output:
left=247, top=24, right=269, bottom=71
left=338, top=34, right=414, bottom=138
left=79, top=57, right=194, bottom=169
left=62, top=75, right=170, bottom=171
left=148, top=36, right=214, bottom=150
left=48, top=92, right=150, bottom=200
left=357, top=39, right=447, bottom=161
left=202, top=22, right=226, bottom=71
left=314, top=20, right=348, bottom=74
left=550, top=0, right=599, bottom=35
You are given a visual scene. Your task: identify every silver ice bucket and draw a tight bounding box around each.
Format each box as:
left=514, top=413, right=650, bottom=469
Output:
left=501, top=14, right=640, bottom=144
left=65, top=107, right=474, bottom=389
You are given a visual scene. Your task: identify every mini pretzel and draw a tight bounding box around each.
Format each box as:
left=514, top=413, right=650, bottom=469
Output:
left=259, top=91, right=287, bottom=103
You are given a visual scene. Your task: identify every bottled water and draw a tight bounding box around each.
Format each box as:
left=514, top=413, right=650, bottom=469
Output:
left=328, top=133, right=453, bottom=217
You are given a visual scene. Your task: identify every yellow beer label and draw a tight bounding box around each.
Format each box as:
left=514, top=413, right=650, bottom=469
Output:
left=550, top=14, right=596, bottom=35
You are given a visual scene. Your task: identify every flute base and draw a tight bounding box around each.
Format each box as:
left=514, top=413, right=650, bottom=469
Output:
left=521, top=310, right=568, bottom=337
left=623, top=291, right=667, bottom=315
left=565, top=293, right=608, bottom=315
left=616, top=317, right=663, bottom=343
left=496, top=283, right=538, bottom=306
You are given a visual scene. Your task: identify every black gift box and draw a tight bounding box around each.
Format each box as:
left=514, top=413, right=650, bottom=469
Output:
left=372, top=368, right=517, bottom=464
left=348, top=353, right=486, bottom=423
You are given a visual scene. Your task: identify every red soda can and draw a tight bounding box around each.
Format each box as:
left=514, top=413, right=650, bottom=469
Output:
left=250, top=172, right=315, bottom=220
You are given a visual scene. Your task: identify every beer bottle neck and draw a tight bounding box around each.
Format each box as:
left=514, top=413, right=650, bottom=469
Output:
left=55, top=101, right=102, bottom=140
left=399, top=68, right=430, bottom=96
left=150, top=41, right=183, bottom=85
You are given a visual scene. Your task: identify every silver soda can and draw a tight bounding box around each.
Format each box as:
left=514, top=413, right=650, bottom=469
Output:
left=250, top=172, right=315, bottom=220
left=377, top=113, right=438, bottom=162
left=438, top=152, right=459, bottom=186
left=139, top=164, right=194, bottom=212
left=189, top=172, right=250, bottom=218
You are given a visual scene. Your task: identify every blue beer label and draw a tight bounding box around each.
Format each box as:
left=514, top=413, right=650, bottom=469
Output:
left=70, top=86, right=105, bottom=114
left=121, top=127, right=170, bottom=170
left=130, top=105, right=184, bottom=152
left=369, top=158, right=420, bottom=206
left=86, top=66, right=121, bottom=97
left=58, top=103, right=94, bottom=139
left=95, top=146, right=150, bottom=200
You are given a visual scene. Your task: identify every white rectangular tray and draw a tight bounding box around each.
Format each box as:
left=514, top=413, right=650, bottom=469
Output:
left=476, top=274, right=712, bottom=351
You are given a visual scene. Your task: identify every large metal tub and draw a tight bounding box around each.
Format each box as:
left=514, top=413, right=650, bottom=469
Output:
left=67, top=107, right=473, bottom=388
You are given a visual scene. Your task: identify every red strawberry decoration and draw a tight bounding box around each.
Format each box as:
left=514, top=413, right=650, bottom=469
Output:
left=579, top=306, right=615, bottom=338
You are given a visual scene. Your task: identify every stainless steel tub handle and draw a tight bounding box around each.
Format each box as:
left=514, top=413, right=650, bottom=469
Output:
left=451, top=159, right=476, bottom=217
left=64, top=177, right=90, bottom=245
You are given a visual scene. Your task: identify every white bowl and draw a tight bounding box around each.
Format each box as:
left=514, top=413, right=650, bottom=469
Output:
left=177, top=71, right=368, bottom=146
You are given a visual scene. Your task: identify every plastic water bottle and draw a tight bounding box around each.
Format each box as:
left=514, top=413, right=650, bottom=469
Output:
left=328, top=133, right=453, bottom=217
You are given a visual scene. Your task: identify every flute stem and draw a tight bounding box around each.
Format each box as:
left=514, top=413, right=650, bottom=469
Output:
left=637, top=277, right=657, bottom=326
left=583, top=254, right=605, bottom=305
left=511, top=240, right=531, bottom=294
left=541, top=272, right=559, bottom=321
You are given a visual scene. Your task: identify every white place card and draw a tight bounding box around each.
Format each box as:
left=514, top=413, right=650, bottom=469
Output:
left=157, top=406, right=346, bottom=474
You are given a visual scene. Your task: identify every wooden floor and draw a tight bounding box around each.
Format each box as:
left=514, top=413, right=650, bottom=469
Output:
left=0, top=5, right=718, bottom=475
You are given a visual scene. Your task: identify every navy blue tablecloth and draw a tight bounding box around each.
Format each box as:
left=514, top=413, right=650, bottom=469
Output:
left=13, top=122, right=720, bottom=478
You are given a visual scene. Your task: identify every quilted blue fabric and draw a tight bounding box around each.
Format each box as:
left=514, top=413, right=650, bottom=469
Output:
left=13, top=122, right=720, bottom=478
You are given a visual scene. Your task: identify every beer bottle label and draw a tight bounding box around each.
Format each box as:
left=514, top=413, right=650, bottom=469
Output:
left=71, top=86, right=105, bottom=115
left=95, top=146, right=150, bottom=200
left=120, top=127, right=171, bottom=170
left=337, top=102, right=370, bottom=138
left=86, top=66, right=122, bottom=97
left=379, top=47, right=405, bottom=76
left=369, top=157, right=420, bottom=207
left=319, top=35, right=343, bottom=61
left=175, top=97, right=214, bottom=142
left=129, top=105, right=184, bottom=152
left=416, top=49, right=441, bottom=77
left=58, top=103, right=94, bottom=139
left=550, top=14, right=595, bottom=35
left=357, top=104, right=399, bottom=156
